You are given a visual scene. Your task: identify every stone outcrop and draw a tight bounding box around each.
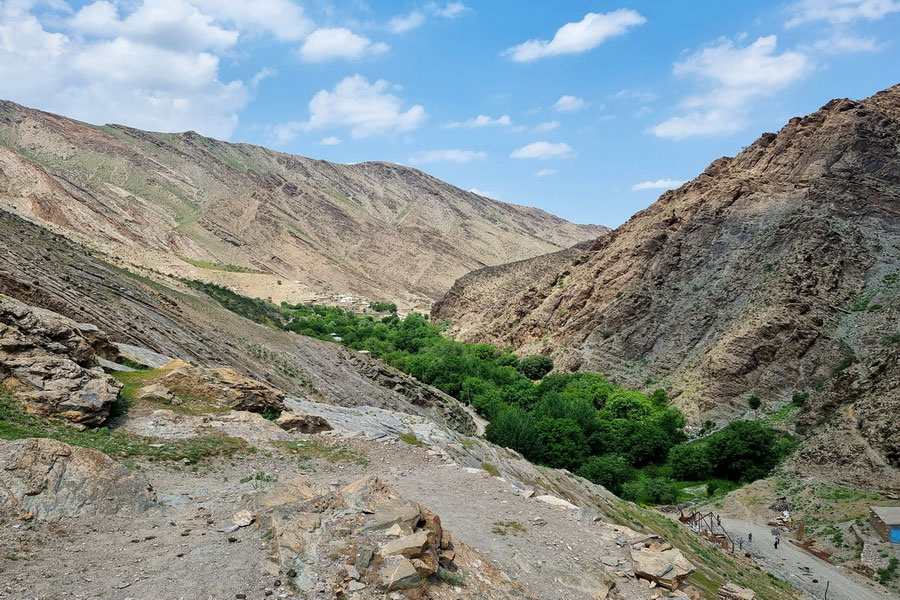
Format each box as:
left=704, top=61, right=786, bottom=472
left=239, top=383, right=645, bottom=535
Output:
left=629, top=537, right=695, bottom=591
left=275, top=412, right=331, bottom=433
left=0, top=297, right=121, bottom=426
left=717, top=582, right=757, bottom=600
left=0, top=438, right=156, bottom=519
left=149, top=360, right=285, bottom=414
left=251, top=475, right=537, bottom=598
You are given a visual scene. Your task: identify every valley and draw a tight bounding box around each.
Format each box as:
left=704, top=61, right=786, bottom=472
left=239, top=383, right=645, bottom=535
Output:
left=2, top=82, right=900, bottom=600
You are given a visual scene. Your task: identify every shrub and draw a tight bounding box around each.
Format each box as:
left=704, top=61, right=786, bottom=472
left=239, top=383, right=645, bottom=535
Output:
left=534, top=418, right=589, bottom=470
left=518, top=355, right=554, bottom=380
left=667, top=443, right=713, bottom=480
left=707, top=421, right=778, bottom=482
left=748, top=395, right=762, bottom=410
left=485, top=406, right=541, bottom=460
left=791, top=392, right=809, bottom=407
left=576, top=454, right=634, bottom=495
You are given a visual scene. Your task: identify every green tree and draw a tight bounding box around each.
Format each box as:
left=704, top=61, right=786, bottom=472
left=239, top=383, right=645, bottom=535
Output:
left=534, top=418, right=589, bottom=470
left=485, top=406, right=540, bottom=459
left=576, top=454, right=634, bottom=495
left=667, top=443, right=713, bottom=480
left=518, top=355, right=554, bottom=380
left=748, top=395, right=762, bottom=410
left=707, top=421, right=777, bottom=482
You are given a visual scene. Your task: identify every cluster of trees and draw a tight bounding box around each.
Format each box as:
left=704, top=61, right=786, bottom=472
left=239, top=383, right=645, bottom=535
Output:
left=193, top=289, right=795, bottom=504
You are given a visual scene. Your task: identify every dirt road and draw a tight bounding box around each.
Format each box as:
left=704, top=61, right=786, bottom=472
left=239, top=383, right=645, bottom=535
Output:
left=721, top=517, right=893, bottom=600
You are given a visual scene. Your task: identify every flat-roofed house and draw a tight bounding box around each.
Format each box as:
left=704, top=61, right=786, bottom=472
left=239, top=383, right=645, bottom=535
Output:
left=869, top=506, right=900, bottom=543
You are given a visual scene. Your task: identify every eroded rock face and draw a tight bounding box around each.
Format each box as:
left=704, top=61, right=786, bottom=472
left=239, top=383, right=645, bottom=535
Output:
left=250, top=475, right=537, bottom=598
left=0, top=438, right=156, bottom=519
left=434, top=85, right=900, bottom=426
left=149, top=360, right=285, bottom=414
left=0, top=297, right=121, bottom=426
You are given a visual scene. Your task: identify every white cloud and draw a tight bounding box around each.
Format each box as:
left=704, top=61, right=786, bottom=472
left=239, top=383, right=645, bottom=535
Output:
left=69, top=0, right=238, bottom=52
left=811, top=32, right=880, bottom=53
left=298, top=27, right=388, bottom=62
left=388, top=2, right=469, bottom=33
left=611, top=88, right=657, bottom=103
left=649, top=35, right=811, bottom=139
left=535, top=168, right=557, bottom=177
left=503, top=9, right=645, bottom=62
left=320, top=136, right=341, bottom=145
left=469, top=188, right=500, bottom=199
left=510, top=141, right=575, bottom=160
left=388, top=11, right=425, bottom=33
left=190, top=0, right=313, bottom=42
left=275, top=75, right=427, bottom=142
left=786, top=0, right=900, bottom=26
left=533, top=121, right=559, bottom=132
left=443, top=114, right=512, bottom=129
left=409, top=149, right=487, bottom=163
left=0, top=0, right=248, bottom=138
left=552, top=95, right=587, bottom=112
left=631, top=178, right=685, bottom=191
left=251, top=67, right=276, bottom=88
left=432, top=2, right=469, bottom=18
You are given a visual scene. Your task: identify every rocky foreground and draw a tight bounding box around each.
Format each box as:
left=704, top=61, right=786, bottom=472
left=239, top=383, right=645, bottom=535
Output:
left=0, top=296, right=806, bottom=600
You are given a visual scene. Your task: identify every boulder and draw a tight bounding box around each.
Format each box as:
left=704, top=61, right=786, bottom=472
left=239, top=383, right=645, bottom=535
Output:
left=630, top=546, right=695, bottom=591
left=135, top=383, right=175, bottom=404
left=0, top=297, right=122, bottom=426
left=717, top=582, right=757, bottom=600
left=382, top=531, right=429, bottom=558
left=150, top=360, right=285, bottom=413
left=366, top=499, right=421, bottom=531
left=380, top=558, right=421, bottom=590
left=275, top=412, right=331, bottom=433
left=0, top=438, right=156, bottom=519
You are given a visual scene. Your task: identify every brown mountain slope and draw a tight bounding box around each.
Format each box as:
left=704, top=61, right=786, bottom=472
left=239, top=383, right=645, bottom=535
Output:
left=0, top=100, right=604, bottom=308
left=433, top=85, right=900, bottom=429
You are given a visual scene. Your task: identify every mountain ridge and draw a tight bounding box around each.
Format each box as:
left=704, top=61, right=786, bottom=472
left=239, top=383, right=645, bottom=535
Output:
left=0, top=99, right=605, bottom=308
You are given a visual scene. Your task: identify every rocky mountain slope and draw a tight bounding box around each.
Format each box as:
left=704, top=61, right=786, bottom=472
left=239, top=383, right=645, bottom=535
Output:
left=0, top=100, right=603, bottom=308
left=434, top=85, right=900, bottom=435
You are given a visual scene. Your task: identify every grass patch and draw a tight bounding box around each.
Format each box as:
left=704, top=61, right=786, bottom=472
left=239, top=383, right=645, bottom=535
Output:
left=480, top=462, right=501, bottom=477
left=398, top=432, right=424, bottom=447
left=273, top=440, right=367, bottom=465
left=0, top=388, right=246, bottom=464
left=435, top=568, right=465, bottom=586
left=178, top=256, right=266, bottom=274
left=492, top=521, right=526, bottom=535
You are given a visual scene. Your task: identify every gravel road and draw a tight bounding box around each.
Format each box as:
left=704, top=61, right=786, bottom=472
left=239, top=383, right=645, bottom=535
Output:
left=721, top=517, right=894, bottom=600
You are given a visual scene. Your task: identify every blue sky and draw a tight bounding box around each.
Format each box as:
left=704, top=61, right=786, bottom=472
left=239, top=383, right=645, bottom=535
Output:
left=1, top=1, right=899, bottom=226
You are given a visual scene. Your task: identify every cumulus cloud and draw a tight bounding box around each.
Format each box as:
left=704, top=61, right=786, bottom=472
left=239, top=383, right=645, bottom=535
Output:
left=298, top=27, right=388, bottom=62
left=510, top=141, right=575, bottom=160
left=811, top=32, right=880, bottom=53
left=631, top=178, right=685, bottom=191
left=190, top=0, right=313, bottom=41
left=469, top=188, right=500, bottom=198
left=320, top=136, right=341, bottom=145
left=0, top=0, right=249, bottom=138
left=533, top=121, right=559, bottom=132
left=552, top=95, right=587, bottom=112
left=442, top=114, right=512, bottom=129
left=275, top=75, right=427, bottom=142
left=503, top=9, right=645, bottom=62
left=388, top=2, right=468, bottom=34
left=786, top=0, right=900, bottom=26
left=649, top=35, right=811, bottom=139
left=535, top=168, right=557, bottom=177
left=409, top=149, right=487, bottom=163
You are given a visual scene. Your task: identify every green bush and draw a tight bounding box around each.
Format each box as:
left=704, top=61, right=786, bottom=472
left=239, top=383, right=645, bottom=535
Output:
left=576, top=454, right=634, bottom=495
left=518, top=355, right=554, bottom=380
left=534, top=417, right=589, bottom=470
left=748, top=395, right=762, bottom=410
left=791, top=392, right=809, bottom=407
left=667, top=443, right=713, bottom=480
left=707, top=421, right=778, bottom=482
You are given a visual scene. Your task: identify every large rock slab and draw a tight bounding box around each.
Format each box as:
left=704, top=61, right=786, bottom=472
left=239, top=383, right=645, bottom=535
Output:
left=630, top=545, right=695, bottom=591
left=0, top=297, right=122, bottom=426
left=150, top=360, right=285, bottom=413
left=0, top=438, right=156, bottom=519
left=717, top=582, right=757, bottom=600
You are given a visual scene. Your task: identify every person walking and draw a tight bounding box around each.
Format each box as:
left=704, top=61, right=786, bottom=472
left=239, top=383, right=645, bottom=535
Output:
left=748, top=532, right=752, bottom=543
left=774, top=537, right=780, bottom=549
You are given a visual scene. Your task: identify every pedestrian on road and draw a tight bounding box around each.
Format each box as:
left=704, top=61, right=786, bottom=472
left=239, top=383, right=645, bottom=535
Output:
left=774, top=537, right=780, bottom=549
left=738, top=538, right=743, bottom=550
left=748, top=532, right=752, bottom=542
